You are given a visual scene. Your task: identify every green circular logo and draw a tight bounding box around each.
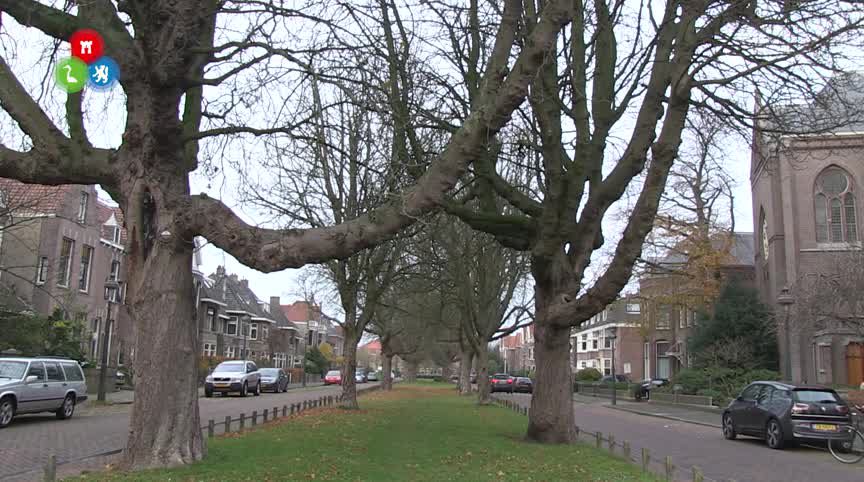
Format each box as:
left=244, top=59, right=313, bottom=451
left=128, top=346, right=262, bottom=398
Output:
left=55, top=57, right=88, bottom=93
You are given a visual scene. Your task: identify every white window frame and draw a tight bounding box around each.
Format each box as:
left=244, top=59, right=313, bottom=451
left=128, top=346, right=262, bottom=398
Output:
left=58, top=238, right=74, bottom=288
left=112, top=226, right=121, bottom=244
left=227, top=316, right=238, bottom=335
left=78, top=245, right=94, bottom=292
left=207, top=307, right=217, bottom=332
left=262, top=324, right=269, bottom=341
left=36, top=256, right=48, bottom=285
left=225, top=346, right=236, bottom=358
left=626, top=302, right=640, bottom=313
left=77, top=191, right=88, bottom=223
left=250, top=322, right=258, bottom=341
left=203, top=343, right=216, bottom=357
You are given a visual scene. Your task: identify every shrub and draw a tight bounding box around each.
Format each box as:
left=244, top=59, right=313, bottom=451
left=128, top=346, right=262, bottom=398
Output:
left=575, top=367, right=602, bottom=381
left=666, top=367, right=781, bottom=406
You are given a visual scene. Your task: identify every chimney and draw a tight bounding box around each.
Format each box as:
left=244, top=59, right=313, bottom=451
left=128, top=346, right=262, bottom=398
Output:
left=239, top=278, right=248, bottom=289
left=216, top=265, right=225, bottom=276
left=270, top=296, right=280, bottom=315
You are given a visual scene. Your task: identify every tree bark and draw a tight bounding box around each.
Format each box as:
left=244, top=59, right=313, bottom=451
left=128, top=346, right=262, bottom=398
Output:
left=123, top=204, right=204, bottom=468
left=382, top=354, right=393, bottom=390
left=404, top=360, right=418, bottom=383
left=458, top=348, right=473, bottom=395
left=526, top=280, right=575, bottom=444
left=475, top=347, right=491, bottom=404
left=340, top=329, right=361, bottom=409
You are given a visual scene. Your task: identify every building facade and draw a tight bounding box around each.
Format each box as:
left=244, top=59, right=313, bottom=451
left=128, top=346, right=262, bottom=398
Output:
left=0, top=180, right=129, bottom=365
left=751, top=74, right=864, bottom=385
left=571, top=297, right=644, bottom=380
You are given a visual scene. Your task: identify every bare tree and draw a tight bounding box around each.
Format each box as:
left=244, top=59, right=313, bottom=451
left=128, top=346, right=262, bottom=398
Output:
left=0, top=0, right=573, bottom=468
left=441, top=1, right=864, bottom=444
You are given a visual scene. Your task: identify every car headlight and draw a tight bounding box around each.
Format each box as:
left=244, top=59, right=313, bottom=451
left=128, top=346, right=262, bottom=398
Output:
left=205, top=376, right=213, bottom=382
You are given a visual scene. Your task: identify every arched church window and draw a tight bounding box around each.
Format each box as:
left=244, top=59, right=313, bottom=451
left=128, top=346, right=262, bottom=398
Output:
left=815, top=167, right=857, bottom=243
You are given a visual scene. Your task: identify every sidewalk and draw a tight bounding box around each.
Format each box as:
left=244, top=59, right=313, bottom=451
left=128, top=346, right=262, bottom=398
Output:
left=607, top=399, right=722, bottom=428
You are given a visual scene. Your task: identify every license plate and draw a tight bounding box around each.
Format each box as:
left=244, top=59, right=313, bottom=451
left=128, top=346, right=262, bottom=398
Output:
left=813, top=423, right=837, bottom=432
left=215, top=383, right=229, bottom=387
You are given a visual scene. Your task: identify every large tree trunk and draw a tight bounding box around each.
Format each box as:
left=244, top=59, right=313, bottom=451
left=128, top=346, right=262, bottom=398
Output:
left=404, top=360, right=418, bottom=382
left=382, top=354, right=393, bottom=390
left=340, top=329, right=361, bottom=409
left=122, top=200, right=204, bottom=469
left=475, top=347, right=491, bottom=405
left=526, top=282, right=575, bottom=444
left=458, top=349, right=473, bottom=395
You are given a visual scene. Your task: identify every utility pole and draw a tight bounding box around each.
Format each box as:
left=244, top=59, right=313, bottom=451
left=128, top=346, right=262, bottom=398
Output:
left=606, top=326, right=618, bottom=406
left=777, top=287, right=795, bottom=382
left=98, top=278, right=120, bottom=402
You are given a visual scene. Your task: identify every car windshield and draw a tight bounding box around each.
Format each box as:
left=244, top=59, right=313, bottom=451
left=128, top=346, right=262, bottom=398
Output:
left=0, top=361, right=27, bottom=379
left=214, top=363, right=245, bottom=373
left=259, top=369, right=279, bottom=376
left=326, top=370, right=340, bottom=377
left=794, top=390, right=840, bottom=403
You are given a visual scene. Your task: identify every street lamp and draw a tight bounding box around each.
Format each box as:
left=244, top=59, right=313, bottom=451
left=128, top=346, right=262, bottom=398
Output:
left=98, top=278, right=121, bottom=402
left=606, top=326, right=618, bottom=406
left=777, top=286, right=795, bottom=382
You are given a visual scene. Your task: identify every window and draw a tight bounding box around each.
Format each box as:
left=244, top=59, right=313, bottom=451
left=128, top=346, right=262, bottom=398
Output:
left=603, top=359, right=611, bottom=376
left=592, top=339, right=598, bottom=350
left=262, top=325, right=269, bottom=341
left=112, top=226, right=121, bottom=244
left=760, top=209, right=769, bottom=259
left=626, top=302, right=640, bottom=313
left=27, top=362, right=46, bottom=381
left=643, top=342, right=650, bottom=378
left=250, top=323, right=258, bottom=340
left=61, top=363, right=84, bottom=381
left=815, top=167, right=857, bottom=243
left=679, top=307, right=687, bottom=329
left=580, top=361, right=587, bottom=368
left=225, top=346, right=236, bottom=358
left=656, top=341, right=671, bottom=379
left=203, top=343, right=216, bottom=357
left=78, top=245, right=94, bottom=292
left=58, top=238, right=74, bottom=287
left=45, top=362, right=64, bottom=381
left=656, top=305, right=671, bottom=330
left=77, top=191, right=88, bottom=223
left=109, top=260, right=121, bottom=281
left=36, top=256, right=48, bottom=285
left=207, top=308, right=217, bottom=332
left=227, top=316, right=238, bottom=335
left=623, top=362, right=632, bottom=374
left=604, top=336, right=612, bottom=349
left=739, top=384, right=762, bottom=402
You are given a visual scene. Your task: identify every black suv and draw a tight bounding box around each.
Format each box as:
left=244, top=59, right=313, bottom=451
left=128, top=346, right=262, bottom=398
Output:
left=722, top=381, right=853, bottom=449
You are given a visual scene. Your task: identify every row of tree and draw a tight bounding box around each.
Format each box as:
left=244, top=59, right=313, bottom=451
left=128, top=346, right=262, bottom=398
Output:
left=1, top=0, right=861, bottom=470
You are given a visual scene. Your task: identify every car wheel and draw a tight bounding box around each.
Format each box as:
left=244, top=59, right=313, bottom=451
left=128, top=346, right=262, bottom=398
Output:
left=722, top=414, right=737, bottom=440
left=56, top=394, right=75, bottom=420
left=766, top=419, right=785, bottom=449
left=253, top=381, right=260, bottom=396
left=240, top=382, right=248, bottom=397
left=0, top=397, right=15, bottom=428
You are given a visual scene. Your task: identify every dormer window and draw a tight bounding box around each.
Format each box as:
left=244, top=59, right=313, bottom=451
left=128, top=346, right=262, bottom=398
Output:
left=112, top=225, right=121, bottom=244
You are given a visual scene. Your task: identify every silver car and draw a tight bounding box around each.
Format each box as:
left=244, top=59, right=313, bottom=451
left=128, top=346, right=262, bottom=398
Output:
left=0, top=357, right=88, bottom=428
left=204, top=360, right=261, bottom=397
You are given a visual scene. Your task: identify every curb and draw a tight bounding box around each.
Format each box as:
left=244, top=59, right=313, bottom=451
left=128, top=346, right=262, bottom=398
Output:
left=606, top=404, right=722, bottom=429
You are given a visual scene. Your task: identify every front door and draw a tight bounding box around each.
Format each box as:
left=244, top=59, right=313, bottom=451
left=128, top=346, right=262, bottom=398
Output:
left=18, top=362, right=49, bottom=413
left=734, top=384, right=762, bottom=432
left=43, top=361, right=67, bottom=411
left=847, top=343, right=864, bottom=387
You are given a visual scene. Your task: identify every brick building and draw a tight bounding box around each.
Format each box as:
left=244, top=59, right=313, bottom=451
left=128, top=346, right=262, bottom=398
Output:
left=571, top=297, right=644, bottom=380
left=751, top=72, right=864, bottom=385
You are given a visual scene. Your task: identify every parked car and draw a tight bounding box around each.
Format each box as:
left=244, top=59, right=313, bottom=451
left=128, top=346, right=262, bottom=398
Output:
left=355, top=372, right=367, bottom=383
left=490, top=373, right=515, bottom=393
left=514, top=377, right=533, bottom=393
left=204, top=360, right=261, bottom=397
left=115, top=370, right=127, bottom=386
left=324, top=370, right=342, bottom=385
left=0, top=356, right=88, bottom=428
left=259, top=368, right=289, bottom=393
left=633, top=378, right=668, bottom=401
left=600, top=374, right=630, bottom=384
left=722, top=382, right=853, bottom=450
left=366, top=372, right=379, bottom=382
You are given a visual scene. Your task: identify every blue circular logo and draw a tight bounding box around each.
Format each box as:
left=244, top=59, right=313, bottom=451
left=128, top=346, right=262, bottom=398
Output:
left=87, top=56, right=120, bottom=91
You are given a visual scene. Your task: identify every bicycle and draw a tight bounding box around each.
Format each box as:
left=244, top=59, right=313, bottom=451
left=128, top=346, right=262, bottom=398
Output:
left=828, top=403, right=864, bottom=464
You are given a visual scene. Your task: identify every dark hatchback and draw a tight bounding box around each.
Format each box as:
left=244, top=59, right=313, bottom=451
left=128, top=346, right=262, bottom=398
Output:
left=722, top=381, right=853, bottom=449
left=513, top=377, right=533, bottom=393
left=259, top=368, right=289, bottom=393
left=490, top=373, right=515, bottom=393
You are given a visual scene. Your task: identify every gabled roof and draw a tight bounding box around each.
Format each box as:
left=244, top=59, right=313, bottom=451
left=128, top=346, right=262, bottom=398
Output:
left=655, top=232, right=755, bottom=268
left=96, top=202, right=128, bottom=245
left=759, top=72, right=864, bottom=136
left=0, top=179, right=73, bottom=215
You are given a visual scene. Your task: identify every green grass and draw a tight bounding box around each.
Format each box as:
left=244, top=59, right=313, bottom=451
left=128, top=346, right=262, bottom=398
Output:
left=76, top=384, right=658, bottom=481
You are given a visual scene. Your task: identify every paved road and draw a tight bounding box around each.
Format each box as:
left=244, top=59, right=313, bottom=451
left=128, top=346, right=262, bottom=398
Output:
left=0, top=383, right=375, bottom=481
left=497, top=393, right=864, bottom=482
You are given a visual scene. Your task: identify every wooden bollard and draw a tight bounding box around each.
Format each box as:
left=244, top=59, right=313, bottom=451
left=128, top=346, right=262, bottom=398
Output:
left=302, top=400, right=307, bottom=410
left=595, top=432, right=602, bottom=449
left=274, top=406, right=279, bottom=419
left=252, top=410, right=258, bottom=426
left=207, top=419, right=215, bottom=438
left=290, top=404, right=295, bottom=415
left=263, top=408, right=269, bottom=423
left=575, top=426, right=581, bottom=440
left=283, top=405, right=288, bottom=417
left=623, top=441, right=631, bottom=460
left=641, top=448, right=650, bottom=472
left=44, top=453, right=56, bottom=481
left=225, top=415, right=232, bottom=433
left=239, top=413, right=246, bottom=431
left=665, top=456, right=674, bottom=481
left=692, top=466, right=704, bottom=482
left=608, top=434, right=615, bottom=453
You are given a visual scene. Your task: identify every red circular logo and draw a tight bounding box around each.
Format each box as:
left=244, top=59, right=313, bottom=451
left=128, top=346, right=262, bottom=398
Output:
left=70, top=30, right=105, bottom=64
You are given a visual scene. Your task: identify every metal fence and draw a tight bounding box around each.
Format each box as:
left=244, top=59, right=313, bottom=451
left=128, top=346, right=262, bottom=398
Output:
left=493, top=396, right=732, bottom=482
